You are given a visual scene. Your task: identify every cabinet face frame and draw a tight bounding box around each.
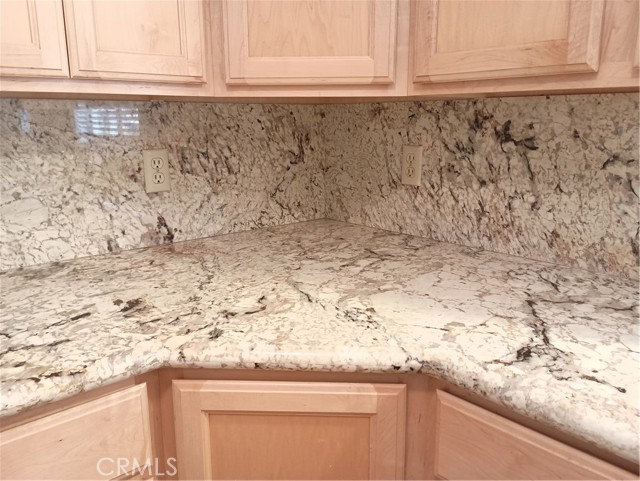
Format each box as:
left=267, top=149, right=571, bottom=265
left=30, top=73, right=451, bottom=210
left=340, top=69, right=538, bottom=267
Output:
left=222, top=0, right=398, bottom=85
left=62, top=0, right=206, bottom=83
left=0, top=0, right=69, bottom=77
left=412, top=0, right=606, bottom=83
left=172, top=380, right=407, bottom=480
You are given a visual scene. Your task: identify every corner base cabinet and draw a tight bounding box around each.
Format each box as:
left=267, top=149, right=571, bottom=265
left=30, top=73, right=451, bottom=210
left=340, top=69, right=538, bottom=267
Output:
left=172, top=380, right=407, bottom=480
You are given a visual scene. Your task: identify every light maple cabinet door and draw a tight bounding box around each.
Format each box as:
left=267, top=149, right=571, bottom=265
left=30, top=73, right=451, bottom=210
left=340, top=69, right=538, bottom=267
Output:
left=172, top=380, right=406, bottom=480
left=434, top=390, right=636, bottom=480
left=412, top=0, right=606, bottom=83
left=0, top=384, right=153, bottom=480
left=0, top=0, right=69, bottom=77
left=222, top=0, right=398, bottom=85
left=62, top=0, right=206, bottom=83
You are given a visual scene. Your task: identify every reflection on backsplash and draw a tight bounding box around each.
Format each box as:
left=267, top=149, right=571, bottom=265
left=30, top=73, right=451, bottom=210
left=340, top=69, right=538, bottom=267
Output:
left=74, top=104, right=140, bottom=138
left=320, top=93, right=639, bottom=279
left=0, top=94, right=638, bottom=279
left=0, top=99, right=324, bottom=270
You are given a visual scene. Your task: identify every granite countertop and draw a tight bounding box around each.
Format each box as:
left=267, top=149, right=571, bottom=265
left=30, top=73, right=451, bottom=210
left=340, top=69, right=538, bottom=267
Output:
left=1, top=220, right=638, bottom=462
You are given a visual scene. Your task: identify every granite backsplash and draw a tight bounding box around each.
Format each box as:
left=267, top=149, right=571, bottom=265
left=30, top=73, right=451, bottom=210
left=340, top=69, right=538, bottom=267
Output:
left=320, top=94, right=639, bottom=279
left=1, top=94, right=638, bottom=279
left=0, top=99, right=324, bottom=269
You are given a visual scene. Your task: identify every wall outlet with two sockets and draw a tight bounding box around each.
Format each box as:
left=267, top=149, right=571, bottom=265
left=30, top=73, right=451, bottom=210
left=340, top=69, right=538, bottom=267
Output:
left=143, top=149, right=171, bottom=193
left=401, top=145, right=423, bottom=187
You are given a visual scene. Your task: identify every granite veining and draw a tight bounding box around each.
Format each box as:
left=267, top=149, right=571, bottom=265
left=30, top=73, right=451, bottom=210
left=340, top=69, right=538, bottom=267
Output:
left=0, top=99, right=324, bottom=270
left=319, top=93, right=640, bottom=279
left=2, top=94, right=639, bottom=279
left=1, top=220, right=638, bottom=462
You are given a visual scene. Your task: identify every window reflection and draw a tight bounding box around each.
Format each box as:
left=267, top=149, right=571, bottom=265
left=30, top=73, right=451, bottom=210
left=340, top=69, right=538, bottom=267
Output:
left=19, top=108, right=30, bottom=134
left=74, top=103, right=140, bottom=139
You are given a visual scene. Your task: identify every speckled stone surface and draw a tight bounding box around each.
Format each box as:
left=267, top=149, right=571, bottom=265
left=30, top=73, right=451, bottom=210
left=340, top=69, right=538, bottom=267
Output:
left=2, top=94, right=638, bottom=279
left=319, top=93, right=639, bottom=279
left=1, top=220, right=638, bottom=462
left=0, top=99, right=324, bottom=270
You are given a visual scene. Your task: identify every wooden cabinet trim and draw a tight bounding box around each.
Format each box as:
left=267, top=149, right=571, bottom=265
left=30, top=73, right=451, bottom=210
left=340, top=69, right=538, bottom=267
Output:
left=634, top=17, right=640, bottom=69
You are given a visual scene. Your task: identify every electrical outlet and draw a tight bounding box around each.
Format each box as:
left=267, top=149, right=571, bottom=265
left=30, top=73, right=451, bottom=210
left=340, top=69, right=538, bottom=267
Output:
left=401, top=145, right=423, bottom=186
left=152, top=171, right=165, bottom=184
left=143, top=149, right=170, bottom=193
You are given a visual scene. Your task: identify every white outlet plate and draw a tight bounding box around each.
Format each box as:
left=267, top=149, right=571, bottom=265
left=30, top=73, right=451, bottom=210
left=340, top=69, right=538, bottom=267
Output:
left=143, top=149, right=170, bottom=193
left=401, top=145, right=423, bottom=186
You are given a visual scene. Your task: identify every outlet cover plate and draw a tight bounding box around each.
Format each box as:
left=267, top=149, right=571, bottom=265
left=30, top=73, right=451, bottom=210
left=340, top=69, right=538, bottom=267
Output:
left=401, top=145, right=423, bottom=186
left=143, top=149, right=170, bottom=193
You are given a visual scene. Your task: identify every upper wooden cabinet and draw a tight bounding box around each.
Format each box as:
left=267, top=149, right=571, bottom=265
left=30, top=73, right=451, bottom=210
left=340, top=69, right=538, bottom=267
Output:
left=62, top=0, right=206, bottom=83
left=0, top=0, right=637, bottom=97
left=221, top=0, right=398, bottom=86
left=412, top=0, right=605, bottom=83
left=0, top=0, right=69, bottom=77
left=172, top=380, right=407, bottom=480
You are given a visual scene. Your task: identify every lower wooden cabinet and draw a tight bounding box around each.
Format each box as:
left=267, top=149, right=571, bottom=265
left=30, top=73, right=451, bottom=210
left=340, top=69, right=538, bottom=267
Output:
left=434, top=390, right=634, bottom=480
left=0, top=371, right=637, bottom=481
left=0, top=384, right=153, bottom=480
left=171, top=380, right=407, bottom=480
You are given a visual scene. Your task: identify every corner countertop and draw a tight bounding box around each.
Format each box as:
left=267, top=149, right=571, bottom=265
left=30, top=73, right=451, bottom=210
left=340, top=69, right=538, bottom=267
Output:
left=1, top=220, right=638, bottom=462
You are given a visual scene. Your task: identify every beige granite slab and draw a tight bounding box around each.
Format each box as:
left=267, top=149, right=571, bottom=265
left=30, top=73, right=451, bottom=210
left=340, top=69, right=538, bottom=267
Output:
left=0, top=220, right=638, bottom=462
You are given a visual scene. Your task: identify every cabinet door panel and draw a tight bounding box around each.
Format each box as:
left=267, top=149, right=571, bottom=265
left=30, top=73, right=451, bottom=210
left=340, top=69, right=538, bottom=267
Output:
left=63, top=0, right=205, bottom=83
left=173, top=380, right=406, bottom=480
left=435, top=390, right=635, bottom=480
left=209, top=413, right=371, bottom=479
left=223, top=0, right=397, bottom=85
left=0, top=384, right=153, bottom=480
left=0, top=0, right=69, bottom=77
left=413, top=0, right=605, bottom=83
